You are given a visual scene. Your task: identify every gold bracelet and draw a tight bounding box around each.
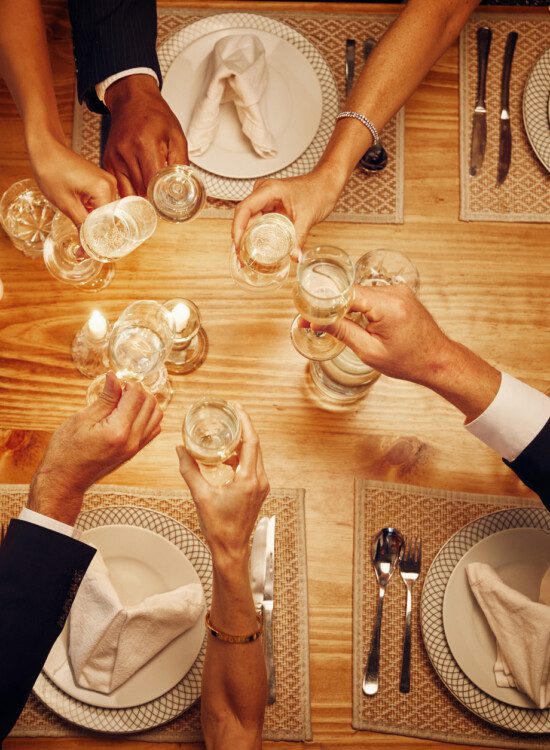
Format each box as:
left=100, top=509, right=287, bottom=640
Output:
left=205, top=610, right=263, bottom=643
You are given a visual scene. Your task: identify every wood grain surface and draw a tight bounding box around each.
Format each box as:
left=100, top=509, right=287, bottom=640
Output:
left=1, top=2, right=549, bottom=749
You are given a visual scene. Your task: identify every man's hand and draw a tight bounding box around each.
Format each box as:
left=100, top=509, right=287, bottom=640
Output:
left=28, top=373, right=163, bottom=525
left=176, top=406, right=270, bottom=568
left=103, top=75, right=188, bottom=197
left=27, top=133, right=117, bottom=227
left=326, top=284, right=501, bottom=421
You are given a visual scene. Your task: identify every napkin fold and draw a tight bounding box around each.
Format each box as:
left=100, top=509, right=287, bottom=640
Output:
left=467, top=561, right=550, bottom=708
left=188, top=34, right=277, bottom=158
left=68, top=551, right=205, bottom=694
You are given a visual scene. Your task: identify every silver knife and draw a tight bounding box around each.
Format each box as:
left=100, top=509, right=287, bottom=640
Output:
left=469, top=26, right=492, bottom=176
left=497, top=31, right=519, bottom=185
left=263, top=515, right=276, bottom=705
left=345, top=39, right=356, bottom=98
left=250, top=517, right=269, bottom=613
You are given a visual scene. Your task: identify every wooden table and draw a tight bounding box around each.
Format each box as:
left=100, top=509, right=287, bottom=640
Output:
left=1, top=2, right=548, bottom=748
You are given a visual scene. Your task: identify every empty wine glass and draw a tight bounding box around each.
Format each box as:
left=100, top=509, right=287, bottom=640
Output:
left=183, top=398, right=242, bottom=486
left=163, top=298, right=208, bottom=374
left=290, top=245, right=355, bottom=361
left=148, top=165, right=206, bottom=223
left=43, top=212, right=115, bottom=291
left=229, top=213, right=296, bottom=292
left=355, top=248, right=420, bottom=292
left=0, top=179, right=56, bottom=259
left=80, top=196, right=157, bottom=262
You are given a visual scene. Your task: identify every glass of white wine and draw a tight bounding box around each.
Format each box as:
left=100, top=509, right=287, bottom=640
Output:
left=229, top=212, right=295, bottom=292
left=147, top=165, right=206, bottom=223
left=183, top=398, right=242, bottom=486
left=80, top=196, right=157, bottom=262
left=290, top=245, right=355, bottom=361
left=0, top=179, right=56, bottom=259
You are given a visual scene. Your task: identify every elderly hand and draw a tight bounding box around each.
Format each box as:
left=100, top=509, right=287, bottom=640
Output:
left=103, top=75, right=188, bottom=197
left=176, top=406, right=270, bottom=567
left=27, top=134, right=117, bottom=227
left=28, top=373, right=163, bottom=525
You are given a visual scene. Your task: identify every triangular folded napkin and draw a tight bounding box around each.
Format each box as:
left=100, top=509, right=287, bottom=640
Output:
left=188, top=34, right=277, bottom=158
left=68, top=551, right=205, bottom=694
left=467, top=561, right=550, bottom=708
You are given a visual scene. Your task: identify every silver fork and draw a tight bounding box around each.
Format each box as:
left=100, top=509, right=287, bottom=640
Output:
left=398, top=538, right=422, bottom=693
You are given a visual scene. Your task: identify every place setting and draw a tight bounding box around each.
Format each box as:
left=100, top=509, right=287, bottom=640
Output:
left=353, top=479, right=550, bottom=748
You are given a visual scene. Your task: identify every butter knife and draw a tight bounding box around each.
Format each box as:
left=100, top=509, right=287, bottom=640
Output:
left=497, top=31, right=519, bottom=185
left=469, top=26, right=492, bottom=176
left=263, top=515, right=276, bottom=705
left=345, top=39, right=356, bottom=98
left=250, top=517, right=269, bottom=613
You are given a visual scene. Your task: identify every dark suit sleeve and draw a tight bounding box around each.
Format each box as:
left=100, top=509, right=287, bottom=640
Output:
left=0, top=520, right=95, bottom=743
left=68, top=0, right=162, bottom=115
left=504, top=418, right=550, bottom=508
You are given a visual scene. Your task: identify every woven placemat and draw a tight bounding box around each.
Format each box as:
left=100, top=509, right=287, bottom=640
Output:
left=459, top=12, right=550, bottom=222
left=72, top=8, right=404, bottom=224
left=352, top=479, right=550, bottom=748
left=2, top=483, right=311, bottom=742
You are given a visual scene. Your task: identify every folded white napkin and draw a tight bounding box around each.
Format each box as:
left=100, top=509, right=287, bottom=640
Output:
left=188, top=34, right=277, bottom=158
left=69, top=551, right=205, bottom=694
left=467, top=561, right=550, bottom=708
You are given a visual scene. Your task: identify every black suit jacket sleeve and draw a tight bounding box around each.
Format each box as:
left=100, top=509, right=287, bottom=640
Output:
left=0, top=520, right=95, bottom=743
left=504, top=418, right=550, bottom=508
left=68, top=0, right=162, bottom=115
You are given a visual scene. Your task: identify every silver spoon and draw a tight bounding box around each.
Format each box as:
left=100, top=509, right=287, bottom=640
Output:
left=363, top=526, right=404, bottom=696
left=358, top=38, right=388, bottom=173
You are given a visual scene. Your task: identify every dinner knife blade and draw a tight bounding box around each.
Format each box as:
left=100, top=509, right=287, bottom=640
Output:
left=469, top=26, right=492, bottom=176
left=345, top=39, right=356, bottom=98
left=497, top=31, right=519, bottom=185
left=263, top=515, right=276, bottom=705
left=250, top=517, right=269, bottom=613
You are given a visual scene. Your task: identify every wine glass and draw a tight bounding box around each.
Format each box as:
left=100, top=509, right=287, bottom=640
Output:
left=183, top=398, right=242, bottom=485
left=309, top=347, right=381, bottom=408
left=355, top=248, right=420, bottom=292
left=80, top=196, right=157, bottom=262
left=290, top=245, right=355, bottom=361
left=0, top=179, right=56, bottom=259
left=163, top=298, right=208, bottom=374
left=43, top=212, right=115, bottom=291
left=86, top=372, right=154, bottom=405
left=229, top=213, right=296, bottom=292
left=147, top=165, right=206, bottom=223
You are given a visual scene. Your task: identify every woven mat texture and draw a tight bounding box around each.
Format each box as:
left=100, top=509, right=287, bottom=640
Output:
left=459, top=13, right=550, bottom=222
left=352, top=479, right=550, bottom=749
left=2, top=483, right=311, bottom=742
left=72, top=9, right=404, bottom=224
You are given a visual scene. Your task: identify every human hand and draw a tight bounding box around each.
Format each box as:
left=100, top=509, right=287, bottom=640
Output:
left=28, top=373, right=163, bottom=525
left=232, top=166, right=345, bottom=253
left=27, top=134, right=117, bottom=227
left=103, top=75, right=188, bottom=197
left=176, top=407, right=270, bottom=568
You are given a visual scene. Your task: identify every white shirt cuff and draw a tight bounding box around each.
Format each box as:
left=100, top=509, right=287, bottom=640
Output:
left=19, top=508, right=75, bottom=538
left=465, top=372, right=550, bottom=462
left=95, top=67, right=159, bottom=104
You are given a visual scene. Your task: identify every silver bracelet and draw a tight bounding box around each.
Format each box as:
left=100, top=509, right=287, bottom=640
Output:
left=336, top=111, right=379, bottom=145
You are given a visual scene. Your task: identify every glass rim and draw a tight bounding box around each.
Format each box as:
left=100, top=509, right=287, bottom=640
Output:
left=183, top=397, right=242, bottom=456
left=297, top=245, right=355, bottom=299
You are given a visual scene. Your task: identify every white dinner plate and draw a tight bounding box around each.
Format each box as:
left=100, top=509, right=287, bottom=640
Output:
left=421, top=506, right=550, bottom=733
left=33, top=506, right=212, bottom=733
left=43, top=524, right=205, bottom=709
left=443, top=527, right=550, bottom=709
left=523, top=47, right=550, bottom=172
left=157, top=13, right=338, bottom=201
left=163, top=28, right=322, bottom=179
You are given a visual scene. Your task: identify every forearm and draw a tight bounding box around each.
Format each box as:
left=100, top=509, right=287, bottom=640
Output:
left=316, top=0, right=479, bottom=188
left=0, top=0, right=64, bottom=145
left=202, top=556, right=266, bottom=750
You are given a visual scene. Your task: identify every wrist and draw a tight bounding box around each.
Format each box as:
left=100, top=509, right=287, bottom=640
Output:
left=28, top=469, right=83, bottom=526
left=210, top=547, right=250, bottom=578
left=104, top=74, right=159, bottom=112
left=311, top=161, right=347, bottom=202
left=26, top=125, right=66, bottom=161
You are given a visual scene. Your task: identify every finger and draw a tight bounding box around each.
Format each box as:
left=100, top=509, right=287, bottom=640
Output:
left=141, top=403, right=163, bottom=443
left=89, top=173, right=117, bottom=207
left=130, top=392, right=158, bottom=440
left=324, top=317, right=380, bottom=365
left=348, top=284, right=384, bottom=321
left=167, top=131, right=189, bottom=166
left=115, top=381, right=148, bottom=423
left=116, top=155, right=146, bottom=198
left=176, top=445, right=210, bottom=497
left=116, top=172, right=135, bottom=198
left=138, top=148, right=165, bottom=196
left=234, top=405, right=259, bottom=476
left=58, top=196, right=88, bottom=228
left=256, top=447, right=269, bottom=493
left=139, top=422, right=162, bottom=449
left=292, top=213, right=313, bottom=251
left=85, top=371, right=123, bottom=420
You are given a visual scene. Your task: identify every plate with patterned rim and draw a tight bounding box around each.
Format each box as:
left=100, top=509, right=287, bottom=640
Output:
left=33, top=506, right=212, bottom=733
left=523, top=47, right=550, bottom=173
left=421, top=507, right=550, bottom=733
left=157, top=12, right=338, bottom=201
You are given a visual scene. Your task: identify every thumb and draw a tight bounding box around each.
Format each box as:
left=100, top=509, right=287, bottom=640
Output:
left=85, top=372, right=123, bottom=421
left=293, top=213, right=313, bottom=252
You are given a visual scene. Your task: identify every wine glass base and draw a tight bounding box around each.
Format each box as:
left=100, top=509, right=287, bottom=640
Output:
left=199, top=462, right=236, bottom=486
left=166, top=328, right=208, bottom=374
left=290, top=316, right=346, bottom=361
left=152, top=378, right=173, bottom=412
left=229, top=246, right=288, bottom=293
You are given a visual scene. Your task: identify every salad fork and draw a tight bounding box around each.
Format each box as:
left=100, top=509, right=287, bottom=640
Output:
left=399, top=537, right=422, bottom=693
